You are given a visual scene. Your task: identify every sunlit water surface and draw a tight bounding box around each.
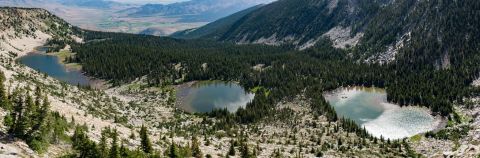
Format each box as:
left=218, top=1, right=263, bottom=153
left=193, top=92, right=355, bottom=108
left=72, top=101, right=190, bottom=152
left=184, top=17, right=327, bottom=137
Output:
left=324, top=87, right=443, bottom=139
left=176, top=82, right=255, bottom=113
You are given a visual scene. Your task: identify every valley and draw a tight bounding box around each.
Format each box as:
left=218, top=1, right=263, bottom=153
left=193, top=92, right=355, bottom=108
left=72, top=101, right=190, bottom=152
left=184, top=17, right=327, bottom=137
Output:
left=0, top=0, right=480, bottom=157
left=0, top=0, right=273, bottom=36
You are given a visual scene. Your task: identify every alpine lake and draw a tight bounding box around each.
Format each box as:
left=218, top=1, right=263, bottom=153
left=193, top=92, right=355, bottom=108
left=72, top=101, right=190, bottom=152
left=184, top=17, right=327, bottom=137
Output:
left=324, top=86, right=444, bottom=139
left=175, top=81, right=255, bottom=113
left=17, top=47, right=91, bottom=86
left=18, top=48, right=443, bottom=140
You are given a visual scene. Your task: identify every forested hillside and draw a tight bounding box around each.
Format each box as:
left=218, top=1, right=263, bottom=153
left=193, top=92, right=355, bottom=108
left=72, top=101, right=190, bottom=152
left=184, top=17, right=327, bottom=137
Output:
left=173, top=0, right=480, bottom=66
left=2, top=1, right=480, bottom=156
left=172, top=0, right=390, bottom=49
left=73, top=0, right=480, bottom=120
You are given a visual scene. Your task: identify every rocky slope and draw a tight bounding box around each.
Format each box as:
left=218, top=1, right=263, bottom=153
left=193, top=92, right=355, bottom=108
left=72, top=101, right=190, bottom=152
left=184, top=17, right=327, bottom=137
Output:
left=0, top=7, right=175, bottom=157
left=1, top=6, right=480, bottom=158
left=0, top=7, right=79, bottom=56
left=175, top=0, right=390, bottom=49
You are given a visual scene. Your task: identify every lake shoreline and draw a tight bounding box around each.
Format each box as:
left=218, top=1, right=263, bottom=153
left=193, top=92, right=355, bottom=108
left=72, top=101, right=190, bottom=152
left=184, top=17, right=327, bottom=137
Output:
left=325, top=86, right=446, bottom=139
left=18, top=46, right=106, bottom=88
left=175, top=81, right=254, bottom=113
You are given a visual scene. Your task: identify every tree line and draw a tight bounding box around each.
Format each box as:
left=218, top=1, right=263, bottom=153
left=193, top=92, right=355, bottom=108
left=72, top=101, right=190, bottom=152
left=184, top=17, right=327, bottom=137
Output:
left=71, top=13, right=480, bottom=124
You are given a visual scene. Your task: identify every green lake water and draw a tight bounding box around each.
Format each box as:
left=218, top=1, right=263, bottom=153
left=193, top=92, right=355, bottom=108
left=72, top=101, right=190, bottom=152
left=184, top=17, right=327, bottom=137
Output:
left=176, top=82, right=255, bottom=113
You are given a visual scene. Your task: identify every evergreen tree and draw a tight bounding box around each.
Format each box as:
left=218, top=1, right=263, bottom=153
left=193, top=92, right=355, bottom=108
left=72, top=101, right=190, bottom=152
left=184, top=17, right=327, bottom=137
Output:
left=140, top=124, right=153, bottom=153
left=0, top=71, right=9, bottom=109
left=99, top=130, right=109, bottom=158
left=72, top=125, right=101, bottom=157
left=228, top=140, right=236, bottom=156
left=109, top=129, right=120, bottom=158
left=191, top=136, right=203, bottom=158
left=23, top=93, right=35, bottom=132
left=240, top=142, right=252, bottom=158
left=11, top=93, right=26, bottom=137
left=120, top=143, right=129, bottom=157
left=168, top=141, right=180, bottom=158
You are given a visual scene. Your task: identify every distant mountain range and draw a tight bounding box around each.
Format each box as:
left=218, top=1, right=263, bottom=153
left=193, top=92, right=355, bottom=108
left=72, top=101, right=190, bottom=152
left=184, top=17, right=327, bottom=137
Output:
left=121, top=0, right=276, bottom=22
left=58, top=0, right=126, bottom=9
left=170, top=4, right=263, bottom=39
left=0, top=0, right=274, bottom=36
left=0, top=0, right=128, bottom=9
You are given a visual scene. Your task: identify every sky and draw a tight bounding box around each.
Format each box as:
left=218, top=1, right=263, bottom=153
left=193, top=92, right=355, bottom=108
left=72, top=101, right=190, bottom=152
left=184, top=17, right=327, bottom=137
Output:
left=110, top=0, right=189, bottom=4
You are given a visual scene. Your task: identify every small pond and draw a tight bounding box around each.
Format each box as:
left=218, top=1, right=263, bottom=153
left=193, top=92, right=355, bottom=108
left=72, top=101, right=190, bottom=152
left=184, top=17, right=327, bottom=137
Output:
left=17, top=47, right=91, bottom=86
left=176, top=81, right=255, bottom=113
left=324, top=87, right=443, bottom=139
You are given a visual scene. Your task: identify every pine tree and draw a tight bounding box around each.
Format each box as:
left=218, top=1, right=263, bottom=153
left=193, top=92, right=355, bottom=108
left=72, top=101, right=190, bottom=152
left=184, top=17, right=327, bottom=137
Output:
left=99, top=130, right=109, bottom=158
left=140, top=124, right=153, bottom=153
left=0, top=71, right=9, bottom=109
left=168, top=141, right=180, bottom=158
left=191, top=136, right=203, bottom=158
left=26, top=94, right=51, bottom=152
left=72, top=125, right=101, bottom=157
left=12, top=93, right=26, bottom=137
left=240, top=142, right=251, bottom=158
left=34, top=87, right=41, bottom=106
left=109, top=129, right=120, bottom=158
left=23, top=93, right=35, bottom=131
left=120, top=143, right=129, bottom=157
left=228, top=140, right=236, bottom=156
left=38, top=96, right=49, bottom=126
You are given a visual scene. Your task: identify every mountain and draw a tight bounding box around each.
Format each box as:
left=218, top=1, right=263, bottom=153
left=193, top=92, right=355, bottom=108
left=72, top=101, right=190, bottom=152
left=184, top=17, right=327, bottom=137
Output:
left=175, top=0, right=390, bottom=48
left=0, top=0, right=126, bottom=9
left=58, top=0, right=126, bottom=9
left=0, top=0, right=52, bottom=7
left=0, top=7, right=79, bottom=56
left=170, top=4, right=263, bottom=39
left=173, top=0, right=480, bottom=65
left=2, top=3, right=480, bottom=158
left=0, top=7, right=155, bottom=157
left=122, top=0, right=276, bottom=23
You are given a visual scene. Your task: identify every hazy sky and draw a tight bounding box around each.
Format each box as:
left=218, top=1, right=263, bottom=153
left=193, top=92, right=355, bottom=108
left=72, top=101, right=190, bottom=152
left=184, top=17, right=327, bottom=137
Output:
left=110, top=0, right=189, bottom=4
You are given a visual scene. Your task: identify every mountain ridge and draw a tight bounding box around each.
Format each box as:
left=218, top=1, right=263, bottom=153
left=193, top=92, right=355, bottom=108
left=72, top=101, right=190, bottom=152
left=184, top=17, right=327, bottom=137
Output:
left=122, top=0, right=275, bottom=22
left=170, top=4, right=264, bottom=39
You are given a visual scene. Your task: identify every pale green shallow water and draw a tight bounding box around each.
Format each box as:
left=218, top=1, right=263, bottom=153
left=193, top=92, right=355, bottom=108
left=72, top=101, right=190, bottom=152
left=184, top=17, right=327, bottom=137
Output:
left=176, top=82, right=255, bottom=113
left=324, top=87, right=442, bottom=139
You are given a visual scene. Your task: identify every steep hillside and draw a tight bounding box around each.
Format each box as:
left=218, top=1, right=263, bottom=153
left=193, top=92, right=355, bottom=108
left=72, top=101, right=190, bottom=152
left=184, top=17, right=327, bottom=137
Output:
left=2, top=4, right=480, bottom=158
left=182, top=0, right=390, bottom=49
left=171, top=4, right=263, bottom=39
left=0, top=7, right=174, bottom=157
left=179, top=0, right=480, bottom=66
left=0, top=7, right=80, bottom=56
